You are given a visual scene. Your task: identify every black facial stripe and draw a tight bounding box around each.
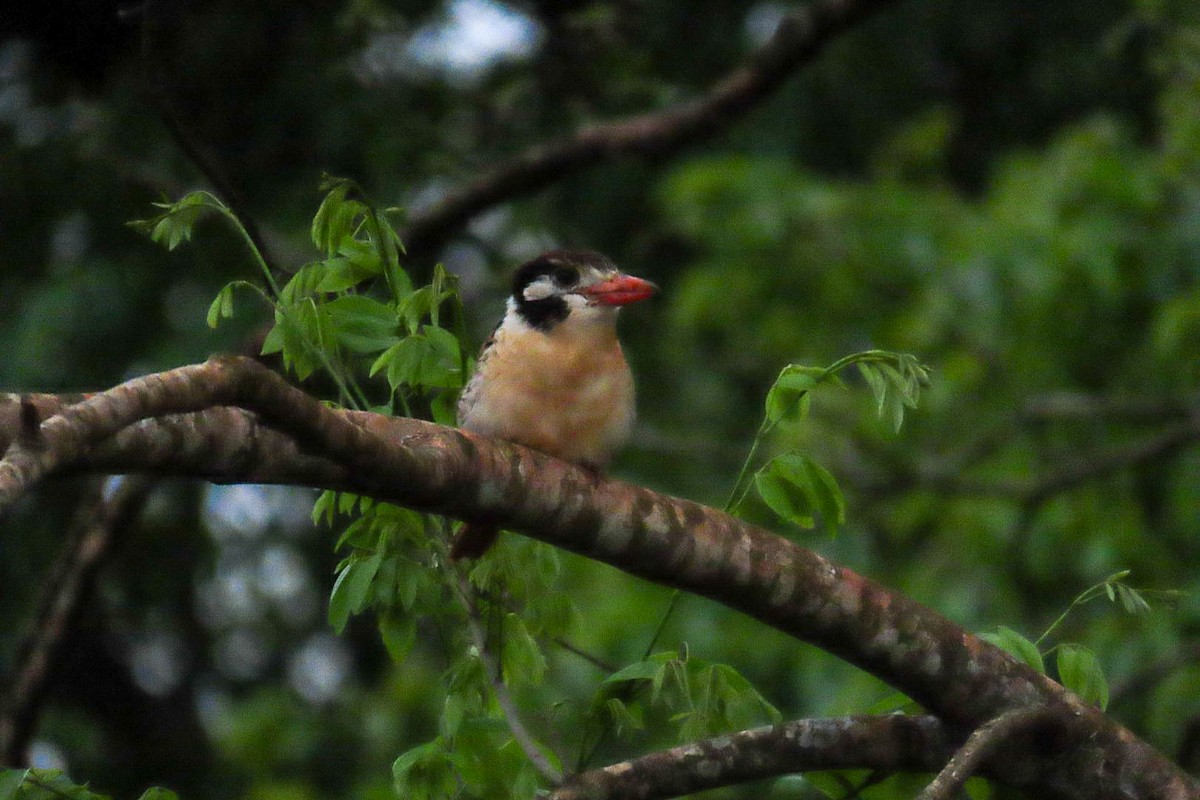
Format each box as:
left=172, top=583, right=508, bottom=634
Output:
left=509, top=249, right=615, bottom=331
left=516, top=295, right=569, bottom=331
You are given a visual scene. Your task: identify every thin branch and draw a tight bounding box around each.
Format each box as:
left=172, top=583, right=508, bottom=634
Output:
left=858, top=417, right=1200, bottom=502
left=134, top=0, right=282, bottom=280
left=453, top=573, right=564, bottom=784
left=548, top=635, right=618, bottom=674
left=0, top=366, right=1196, bottom=800
left=0, top=475, right=153, bottom=764
left=1109, top=642, right=1200, bottom=710
left=401, top=0, right=899, bottom=258
left=551, top=714, right=955, bottom=800
left=916, top=707, right=1065, bottom=800
left=1021, top=393, right=1198, bottom=424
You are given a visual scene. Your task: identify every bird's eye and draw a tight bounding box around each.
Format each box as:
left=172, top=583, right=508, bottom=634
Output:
left=551, top=266, right=578, bottom=287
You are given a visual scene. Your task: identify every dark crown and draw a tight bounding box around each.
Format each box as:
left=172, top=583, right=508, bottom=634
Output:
left=511, top=250, right=615, bottom=331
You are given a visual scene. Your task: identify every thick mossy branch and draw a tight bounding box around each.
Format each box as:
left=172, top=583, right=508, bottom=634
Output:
left=0, top=358, right=1196, bottom=800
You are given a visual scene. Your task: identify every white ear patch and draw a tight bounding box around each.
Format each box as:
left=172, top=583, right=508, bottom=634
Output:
left=522, top=276, right=559, bottom=302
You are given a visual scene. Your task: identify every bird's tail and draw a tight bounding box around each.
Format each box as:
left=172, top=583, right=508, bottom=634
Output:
left=449, top=523, right=500, bottom=560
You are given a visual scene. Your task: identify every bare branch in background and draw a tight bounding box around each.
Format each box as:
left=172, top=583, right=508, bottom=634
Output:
left=133, top=0, right=282, bottom=282
left=0, top=475, right=153, bottom=764
left=401, top=0, right=900, bottom=259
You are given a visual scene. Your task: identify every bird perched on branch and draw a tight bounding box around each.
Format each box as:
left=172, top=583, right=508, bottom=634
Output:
left=451, top=249, right=658, bottom=559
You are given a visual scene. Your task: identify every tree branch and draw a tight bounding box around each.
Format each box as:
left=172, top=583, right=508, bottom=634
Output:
left=453, top=572, right=564, bottom=784
left=0, top=475, right=153, bottom=764
left=851, top=415, right=1200, bottom=502
left=916, top=707, right=1065, bottom=800
left=0, top=360, right=1196, bottom=800
left=551, top=714, right=955, bottom=800
left=136, top=0, right=282, bottom=280
left=401, top=0, right=899, bottom=258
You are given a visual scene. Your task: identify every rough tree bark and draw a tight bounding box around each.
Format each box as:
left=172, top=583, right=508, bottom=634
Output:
left=0, top=357, right=1196, bottom=800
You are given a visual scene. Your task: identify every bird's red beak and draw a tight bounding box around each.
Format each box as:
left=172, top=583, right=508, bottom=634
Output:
left=580, top=273, right=659, bottom=306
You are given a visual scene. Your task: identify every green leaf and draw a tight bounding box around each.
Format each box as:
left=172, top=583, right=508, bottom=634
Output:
left=603, top=659, right=664, bottom=685
left=858, top=362, right=888, bottom=415
left=279, top=263, right=327, bottom=304
left=379, top=612, right=417, bottom=663
left=754, top=464, right=814, bottom=528
left=129, top=191, right=222, bottom=252
left=4, top=770, right=110, bottom=800
left=1114, top=584, right=1152, bottom=615
left=312, top=489, right=336, bottom=526
left=312, top=182, right=367, bottom=257
left=804, top=769, right=876, bottom=799
left=765, top=365, right=823, bottom=422
left=801, top=457, right=846, bottom=535
left=430, top=390, right=458, bottom=426
left=398, top=286, right=436, bottom=334
left=754, top=453, right=847, bottom=531
left=392, top=739, right=460, bottom=800
left=334, top=516, right=378, bottom=552
left=328, top=552, right=383, bottom=633
left=0, top=770, right=30, bottom=800
left=316, top=241, right=383, bottom=293
left=260, top=319, right=286, bottom=355
left=1057, top=644, right=1109, bottom=709
left=440, top=692, right=468, bottom=740
left=711, top=663, right=782, bottom=724
left=501, top=613, right=547, bottom=686
left=206, top=283, right=235, bottom=329
left=372, top=333, right=462, bottom=391
left=981, top=626, right=1045, bottom=674
left=135, top=790, right=180, bottom=800
left=271, top=302, right=333, bottom=380
left=325, top=294, right=398, bottom=353
left=604, top=698, right=644, bottom=734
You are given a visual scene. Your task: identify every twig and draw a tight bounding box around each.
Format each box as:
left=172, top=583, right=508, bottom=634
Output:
left=453, top=573, right=563, bottom=784
left=552, top=714, right=954, bottom=800
left=1109, top=642, right=1200, bottom=710
left=0, top=475, right=153, bottom=764
left=915, top=707, right=1063, bottom=800
left=548, top=635, right=617, bottom=674
left=865, top=417, right=1200, bottom=502
left=135, top=0, right=282, bottom=281
left=401, top=0, right=899, bottom=258
left=1021, top=393, right=1197, bottom=423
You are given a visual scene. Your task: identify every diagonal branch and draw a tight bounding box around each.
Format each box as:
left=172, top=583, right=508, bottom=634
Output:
left=401, top=0, right=899, bottom=258
left=916, top=707, right=1066, bottom=800
left=551, top=714, right=956, bottom=800
left=136, top=0, right=282, bottom=280
left=0, top=475, right=153, bottom=764
left=453, top=572, right=564, bottom=784
left=0, top=362, right=1196, bottom=800
left=851, top=414, right=1200, bottom=502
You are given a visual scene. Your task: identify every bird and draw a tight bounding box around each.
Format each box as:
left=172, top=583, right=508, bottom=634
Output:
left=450, top=249, right=658, bottom=559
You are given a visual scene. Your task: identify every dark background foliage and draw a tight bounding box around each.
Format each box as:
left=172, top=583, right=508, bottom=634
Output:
left=1, top=1, right=1198, bottom=798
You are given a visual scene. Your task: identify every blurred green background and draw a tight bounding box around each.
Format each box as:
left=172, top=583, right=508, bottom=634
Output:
left=2, top=0, right=1199, bottom=797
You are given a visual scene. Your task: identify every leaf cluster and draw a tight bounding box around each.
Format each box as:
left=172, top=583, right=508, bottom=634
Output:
left=0, top=769, right=176, bottom=800
left=982, top=571, right=1172, bottom=710
left=731, top=350, right=929, bottom=535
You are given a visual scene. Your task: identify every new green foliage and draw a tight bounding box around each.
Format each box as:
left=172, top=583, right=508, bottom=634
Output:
left=0, top=769, right=177, bottom=800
